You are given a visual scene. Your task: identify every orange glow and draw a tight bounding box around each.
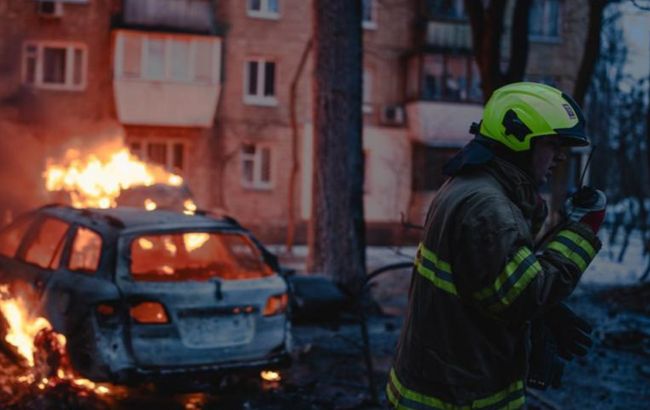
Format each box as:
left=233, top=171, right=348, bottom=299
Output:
left=144, top=198, right=157, bottom=211
left=183, top=233, right=210, bottom=252
left=44, top=145, right=182, bottom=209
left=183, top=199, right=198, bottom=215
left=0, top=286, right=114, bottom=396
left=260, top=370, right=281, bottom=382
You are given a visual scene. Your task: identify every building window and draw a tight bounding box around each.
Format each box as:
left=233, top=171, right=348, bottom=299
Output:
left=363, top=69, right=373, bottom=114
left=525, top=74, right=560, bottom=88
left=128, top=139, right=188, bottom=174
left=424, top=0, right=466, bottom=20
left=410, top=53, right=482, bottom=103
left=22, top=42, right=87, bottom=90
left=241, top=143, right=272, bottom=190
left=117, top=33, right=220, bottom=85
left=244, top=59, right=277, bottom=106
left=362, top=0, right=377, bottom=29
left=411, top=144, right=457, bottom=191
left=247, top=0, right=279, bottom=19
left=529, top=0, right=560, bottom=41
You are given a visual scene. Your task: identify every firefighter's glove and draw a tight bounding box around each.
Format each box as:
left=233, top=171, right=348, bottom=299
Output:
left=545, top=303, right=593, bottom=360
left=564, top=186, right=607, bottom=233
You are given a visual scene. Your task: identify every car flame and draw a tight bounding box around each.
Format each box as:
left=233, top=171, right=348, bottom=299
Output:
left=0, top=285, right=113, bottom=396
left=44, top=146, right=182, bottom=209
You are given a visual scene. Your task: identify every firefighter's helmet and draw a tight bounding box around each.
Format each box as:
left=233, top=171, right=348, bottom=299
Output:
left=478, top=82, right=589, bottom=152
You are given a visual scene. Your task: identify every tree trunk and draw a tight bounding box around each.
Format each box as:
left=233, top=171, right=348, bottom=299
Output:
left=464, top=0, right=530, bottom=101
left=308, top=0, right=366, bottom=293
left=573, top=0, right=608, bottom=106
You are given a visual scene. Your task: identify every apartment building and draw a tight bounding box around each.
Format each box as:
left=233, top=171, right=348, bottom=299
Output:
left=0, top=0, right=588, bottom=244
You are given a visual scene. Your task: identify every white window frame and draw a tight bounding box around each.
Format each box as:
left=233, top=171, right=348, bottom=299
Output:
left=243, top=58, right=278, bottom=106
left=240, top=143, right=273, bottom=190
left=127, top=138, right=189, bottom=175
left=363, top=69, right=373, bottom=114
left=529, top=0, right=561, bottom=43
left=246, top=0, right=280, bottom=20
left=115, top=32, right=221, bottom=85
left=362, top=0, right=378, bottom=30
left=22, top=41, right=87, bottom=91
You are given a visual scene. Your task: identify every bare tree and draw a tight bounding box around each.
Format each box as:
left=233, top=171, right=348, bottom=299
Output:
left=308, top=0, right=366, bottom=293
left=464, top=0, right=532, bottom=100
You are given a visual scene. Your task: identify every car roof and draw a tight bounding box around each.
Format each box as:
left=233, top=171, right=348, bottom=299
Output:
left=38, top=205, right=240, bottom=235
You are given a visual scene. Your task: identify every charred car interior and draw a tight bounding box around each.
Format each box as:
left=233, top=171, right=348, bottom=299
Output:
left=0, top=205, right=290, bottom=385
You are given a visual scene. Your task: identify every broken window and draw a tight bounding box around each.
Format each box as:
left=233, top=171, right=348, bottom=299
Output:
left=130, top=232, right=272, bottom=281
left=241, top=143, right=272, bottom=189
left=22, top=218, right=70, bottom=270
left=0, top=215, right=36, bottom=258
left=69, top=227, right=102, bottom=273
left=122, top=35, right=142, bottom=78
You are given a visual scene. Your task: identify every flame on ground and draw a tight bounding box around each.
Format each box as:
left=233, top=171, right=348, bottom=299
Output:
left=44, top=146, right=182, bottom=209
left=260, top=370, right=281, bottom=382
left=0, top=285, right=113, bottom=397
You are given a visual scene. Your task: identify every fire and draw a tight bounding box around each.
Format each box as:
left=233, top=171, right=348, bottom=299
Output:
left=144, top=198, right=157, bottom=211
left=183, top=233, right=210, bottom=252
left=0, top=286, right=113, bottom=397
left=260, top=370, right=281, bottom=382
left=183, top=198, right=198, bottom=215
left=44, top=146, right=182, bottom=209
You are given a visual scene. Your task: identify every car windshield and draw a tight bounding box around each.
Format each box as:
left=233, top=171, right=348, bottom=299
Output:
left=130, top=231, right=273, bottom=281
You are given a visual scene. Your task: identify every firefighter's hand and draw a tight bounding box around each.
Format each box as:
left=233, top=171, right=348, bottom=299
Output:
left=545, top=303, right=593, bottom=360
left=564, top=186, right=607, bottom=233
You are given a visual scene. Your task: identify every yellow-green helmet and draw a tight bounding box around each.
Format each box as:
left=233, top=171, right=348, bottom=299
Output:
left=478, top=82, right=589, bottom=152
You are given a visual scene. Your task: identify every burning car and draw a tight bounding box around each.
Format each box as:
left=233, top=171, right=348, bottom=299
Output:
left=0, top=204, right=290, bottom=385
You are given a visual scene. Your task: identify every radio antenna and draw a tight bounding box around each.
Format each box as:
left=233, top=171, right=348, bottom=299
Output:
left=577, top=145, right=597, bottom=188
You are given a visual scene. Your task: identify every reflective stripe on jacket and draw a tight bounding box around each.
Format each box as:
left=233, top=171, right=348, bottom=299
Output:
left=389, top=158, right=601, bottom=408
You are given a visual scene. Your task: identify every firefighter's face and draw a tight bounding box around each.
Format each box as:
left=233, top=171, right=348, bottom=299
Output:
left=532, top=137, right=566, bottom=185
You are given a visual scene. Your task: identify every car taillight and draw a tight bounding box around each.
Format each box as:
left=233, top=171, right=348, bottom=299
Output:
left=263, top=294, right=288, bottom=317
left=96, top=303, right=116, bottom=317
left=129, top=302, right=169, bottom=324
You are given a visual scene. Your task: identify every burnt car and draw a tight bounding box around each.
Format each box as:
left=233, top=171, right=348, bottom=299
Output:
left=0, top=204, right=290, bottom=384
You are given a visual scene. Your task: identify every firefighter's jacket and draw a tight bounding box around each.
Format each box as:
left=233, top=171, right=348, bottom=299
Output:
left=387, top=157, right=601, bottom=409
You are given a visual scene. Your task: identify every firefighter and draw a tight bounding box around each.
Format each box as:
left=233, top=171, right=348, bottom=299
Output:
left=387, top=82, right=606, bottom=409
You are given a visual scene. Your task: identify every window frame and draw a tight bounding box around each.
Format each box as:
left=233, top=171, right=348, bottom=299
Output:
left=246, top=0, right=280, bottom=20
left=18, top=216, right=71, bottom=271
left=115, top=32, right=221, bottom=85
left=243, top=58, right=278, bottom=106
left=22, top=41, right=88, bottom=91
left=409, top=52, right=482, bottom=103
left=240, top=143, right=273, bottom=190
left=528, top=0, right=562, bottom=43
left=67, top=225, right=104, bottom=275
left=363, top=68, right=373, bottom=114
left=362, top=0, right=378, bottom=30
left=127, top=137, right=189, bottom=175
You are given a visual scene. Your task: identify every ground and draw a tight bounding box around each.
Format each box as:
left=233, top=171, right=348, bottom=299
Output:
left=0, top=229, right=648, bottom=409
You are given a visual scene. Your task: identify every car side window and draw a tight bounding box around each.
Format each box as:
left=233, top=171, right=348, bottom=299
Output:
left=0, top=215, right=36, bottom=258
left=23, top=218, right=70, bottom=270
left=69, top=227, right=102, bottom=273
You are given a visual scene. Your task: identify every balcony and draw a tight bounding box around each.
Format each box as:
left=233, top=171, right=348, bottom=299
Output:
left=425, top=21, right=472, bottom=50
left=406, top=101, right=483, bottom=146
left=119, top=0, right=217, bottom=34
left=112, top=30, right=222, bottom=127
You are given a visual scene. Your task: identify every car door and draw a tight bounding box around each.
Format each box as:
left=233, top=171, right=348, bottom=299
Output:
left=6, top=215, right=71, bottom=318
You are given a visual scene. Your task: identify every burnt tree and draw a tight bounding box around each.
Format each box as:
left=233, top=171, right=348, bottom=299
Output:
left=308, top=0, right=366, bottom=293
